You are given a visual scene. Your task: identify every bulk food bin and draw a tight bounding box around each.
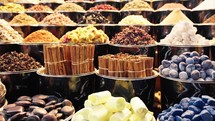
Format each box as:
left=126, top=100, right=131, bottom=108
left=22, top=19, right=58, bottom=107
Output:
left=160, top=75, right=215, bottom=109
left=37, top=68, right=95, bottom=110
left=0, top=70, right=40, bottom=103
left=95, top=70, right=158, bottom=110
left=158, top=44, right=211, bottom=67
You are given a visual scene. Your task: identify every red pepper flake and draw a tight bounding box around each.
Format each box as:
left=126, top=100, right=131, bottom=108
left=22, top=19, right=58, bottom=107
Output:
left=89, top=4, right=118, bottom=11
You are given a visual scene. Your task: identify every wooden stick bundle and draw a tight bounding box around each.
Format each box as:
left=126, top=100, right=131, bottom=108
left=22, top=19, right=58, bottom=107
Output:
left=98, top=53, right=154, bottom=78
left=43, top=44, right=95, bottom=75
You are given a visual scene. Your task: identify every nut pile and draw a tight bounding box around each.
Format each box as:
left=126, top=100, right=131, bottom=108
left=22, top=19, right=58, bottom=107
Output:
left=40, top=13, right=76, bottom=25
left=55, top=3, right=86, bottom=12
left=159, top=51, right=215, bottom=81
left=10, top=14, right=38, bottom=25
left=89, top=4, right=118, bottom=11
left=111, top=26, right=155, bottom=45
left=121, top=1, right=153, bottom=11
left=27, top=4, right=53, bottom=12
left=4, top=94, right=75, bottom=121
left=78, top=12, right=110, bottom=24
left=0, top=19, right=23, bottom=43
left=0, top=51, right=42, bottom=72
left=158, top=96, right=215, bottom=121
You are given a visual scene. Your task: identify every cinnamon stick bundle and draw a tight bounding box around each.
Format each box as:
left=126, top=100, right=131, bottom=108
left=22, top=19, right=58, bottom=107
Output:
left=98, top=53, right=154, bottom=78
left=43, top=44, right=95, bottom=75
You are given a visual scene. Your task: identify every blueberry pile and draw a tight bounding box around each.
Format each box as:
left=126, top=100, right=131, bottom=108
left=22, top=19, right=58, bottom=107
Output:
left=159, top=51, right=215, bottom=81
left=158, top=95, right=215, bottom=121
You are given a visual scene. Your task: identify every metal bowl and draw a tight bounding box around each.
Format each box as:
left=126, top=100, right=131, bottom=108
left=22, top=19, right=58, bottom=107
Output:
left=109, top=44, right=158, bottom=67
left=154, top=25, right=173, bottom=42
left=58, top=11, right=86, bottom=23
left=192, top=10, right=215, bottom=23
left=0, top=69, right=40, bottom=103
left=0, top=43, right=21, bottom=56
left=160, top=74, right=215, bottom=109
left=157, top=44, right=211, bottom=67
left=26, top=11, right=53, bottom=21
left=180, top=0, right=204, bottom=9
left=19, top=43, right=47, bottom=65
left=0, top=100, right=7, bottom=112
left=37, top=68, right=96, bottom=110
left=39, top=2, right=63, bottom=10
left=87, top=10, right=120, bottom=24
left=93, top=1, right=122, bottom=10
left=0, top=12, right=21, bottom=22
left=95, top=70, right=158, bottom=110
left=195, top=24, right=215, bottom=40
left=153, top=10, right=192, bottom=24
left=66, top=1, right=94, bottom=10
left=145, top=0, right=167, bottom=10
left=120, top=10, right=154, bottom=23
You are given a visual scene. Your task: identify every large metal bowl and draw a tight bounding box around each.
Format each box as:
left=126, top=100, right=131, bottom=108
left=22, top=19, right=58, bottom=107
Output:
left=37, top=68, right=95, bottom=110
left=153, top=10, right=192, bottom=24
left=0, top=69, right=40, bottom=103
left=109, top=44, right=158, bottom=67
left=157, top=44, right=211, bottom=67
left=160, top=74, right=215, bottom=110
left=120, top=10, right=154, bottom=23
left=95, top=70, right=158, bottom=110
left=180, top=0, right=204, bottom=9
left=192, top=10, right=215, bottom=23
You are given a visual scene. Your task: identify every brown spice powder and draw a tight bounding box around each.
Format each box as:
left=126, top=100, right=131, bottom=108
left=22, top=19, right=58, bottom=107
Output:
left=23, top=30, right=59, bottom=43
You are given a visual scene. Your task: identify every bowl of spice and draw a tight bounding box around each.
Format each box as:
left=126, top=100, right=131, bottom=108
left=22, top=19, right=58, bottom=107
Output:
left=158, top=21, right=211, bottom=67
left=0, top=3, right=25, bottom=22
left=78, top=11, right=112, bottom=24
left=96, top=53, right=158, bottom=110
left=88, top=4, right=120, bottom=24
left=39, top=12, right=77, bottom=26
left=37, top=44, right=96, bottom=110
left=154, top=3, right=191, bottom=24
left=0, top=81, right=6, bottom=108
left=109, top=26, right=157, bottom=67
left=66, top=0, right=93, bottom=10
left=54, top=3, right=87, bottom=23
left=192, top=0, right=215, bottom=23
left=10, top=13, right=38, bottom=26
left=60, top=25, right=110, bottom=68
left=19, top=29, right=60, bottom=65
left=120, top=0, right=154, bottom=22
left=26, top=4, right=53, bottom=21
left=0, top=51, right=42, bottom=102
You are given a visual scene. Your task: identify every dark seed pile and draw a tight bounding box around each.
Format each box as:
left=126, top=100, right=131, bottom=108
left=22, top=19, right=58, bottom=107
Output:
left=78, top=12, right=110, bottom=24
left=0, top=51, right=42, bottom=72
left=111, top=26, right=155, bottom=45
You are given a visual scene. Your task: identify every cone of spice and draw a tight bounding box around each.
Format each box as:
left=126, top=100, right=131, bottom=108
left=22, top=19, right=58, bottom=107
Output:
left=98, top=53, right=154, bottom=78
left=111, top=26, right=155, bottom=45
left=43, top=44, right=95, bottom=75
